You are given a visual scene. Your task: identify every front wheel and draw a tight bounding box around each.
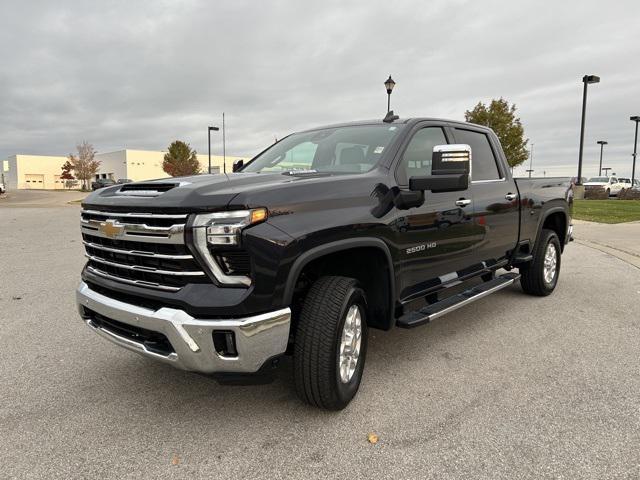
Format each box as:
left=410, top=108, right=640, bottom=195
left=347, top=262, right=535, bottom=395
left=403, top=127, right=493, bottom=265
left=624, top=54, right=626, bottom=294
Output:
left=520, top=229, right=561, bottom=296
left=294, top=276, right=368, bottom=410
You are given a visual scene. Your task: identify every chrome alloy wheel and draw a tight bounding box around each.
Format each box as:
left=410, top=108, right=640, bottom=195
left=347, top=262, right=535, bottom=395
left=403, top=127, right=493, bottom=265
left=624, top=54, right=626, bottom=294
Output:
left=543, top=242, right=558, bottom=284
left=338, top=305, right=362, bottom=384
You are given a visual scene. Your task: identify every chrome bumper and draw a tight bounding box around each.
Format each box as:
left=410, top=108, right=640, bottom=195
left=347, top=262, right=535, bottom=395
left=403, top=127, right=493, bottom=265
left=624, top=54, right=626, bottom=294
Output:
left=76, top=281, right=291, bottom=374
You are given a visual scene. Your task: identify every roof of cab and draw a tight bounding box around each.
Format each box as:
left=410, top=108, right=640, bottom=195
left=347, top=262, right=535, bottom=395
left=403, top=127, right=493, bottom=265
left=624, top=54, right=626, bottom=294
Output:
left=297, top=117, right=492, bottom=134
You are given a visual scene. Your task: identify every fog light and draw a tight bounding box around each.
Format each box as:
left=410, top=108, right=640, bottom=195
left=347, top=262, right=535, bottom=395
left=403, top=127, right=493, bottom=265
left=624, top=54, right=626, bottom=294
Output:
left=212, top=330, right=238, bottom=357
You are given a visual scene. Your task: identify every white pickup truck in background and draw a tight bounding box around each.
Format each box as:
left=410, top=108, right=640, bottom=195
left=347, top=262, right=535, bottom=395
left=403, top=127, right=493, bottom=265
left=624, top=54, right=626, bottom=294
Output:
left=584, top=176, right=626, bottom=196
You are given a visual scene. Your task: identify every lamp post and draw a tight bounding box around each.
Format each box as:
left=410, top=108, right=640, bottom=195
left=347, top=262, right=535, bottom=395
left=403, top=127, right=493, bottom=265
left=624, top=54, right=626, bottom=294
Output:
left=528, top=143, right=534, bottom=176
left=526, top=169, right=534, bottom=178
left=384, top=75, right=396, bottom=113
left=596, top=140, right=608, bottom=176
left=631, top=116, right=640, bottom=185
left=208, top=126, right=220, bottom=174
left=577, top=75, right=600, bottom=186
left=602, top=167, right=611, bottom=177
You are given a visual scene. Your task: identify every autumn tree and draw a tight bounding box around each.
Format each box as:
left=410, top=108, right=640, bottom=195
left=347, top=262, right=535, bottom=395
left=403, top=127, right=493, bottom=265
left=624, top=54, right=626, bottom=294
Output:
left=60, top=160, right=76, bottom=189
left=163, top=141, right=201, bottom=177
left=68, top=141, right=100, bottom=190
left=465, top=98, right=529, bottom=168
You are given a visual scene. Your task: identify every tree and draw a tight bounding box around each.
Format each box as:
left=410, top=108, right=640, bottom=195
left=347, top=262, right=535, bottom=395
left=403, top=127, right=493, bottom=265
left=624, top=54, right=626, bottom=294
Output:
left=163, top=141, right=201, bottom=176
left=68, top=141, right=100, bottom=190
left=465, top=98, right=529, bottom=168
left=60, top=160, right=76, bottom=189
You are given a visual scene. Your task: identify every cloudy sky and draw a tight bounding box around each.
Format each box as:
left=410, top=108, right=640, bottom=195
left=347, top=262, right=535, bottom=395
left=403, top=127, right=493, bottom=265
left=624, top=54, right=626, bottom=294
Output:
left=2, top=0, right=640, bottom=178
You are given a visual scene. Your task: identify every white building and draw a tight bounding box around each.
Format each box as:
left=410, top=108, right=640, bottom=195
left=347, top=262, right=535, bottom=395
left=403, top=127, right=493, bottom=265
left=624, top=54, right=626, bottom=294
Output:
left=2, top=149, right=245, bottom=190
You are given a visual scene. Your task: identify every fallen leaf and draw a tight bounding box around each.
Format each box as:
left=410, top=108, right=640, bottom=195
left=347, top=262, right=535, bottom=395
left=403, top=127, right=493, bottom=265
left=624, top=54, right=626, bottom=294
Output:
left=171, top=454, right=180, bottom=465
left=367, top=432, right=379, bottom=444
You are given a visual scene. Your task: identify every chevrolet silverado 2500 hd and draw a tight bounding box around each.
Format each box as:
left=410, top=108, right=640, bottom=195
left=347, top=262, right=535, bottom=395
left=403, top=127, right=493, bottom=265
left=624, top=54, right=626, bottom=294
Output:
left=77, top=117, right=572, bottom=410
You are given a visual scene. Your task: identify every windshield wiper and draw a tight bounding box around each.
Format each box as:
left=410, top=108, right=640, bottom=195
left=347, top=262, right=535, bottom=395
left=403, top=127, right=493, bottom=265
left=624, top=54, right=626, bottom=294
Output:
left=282, top=169, right=319, bottom=176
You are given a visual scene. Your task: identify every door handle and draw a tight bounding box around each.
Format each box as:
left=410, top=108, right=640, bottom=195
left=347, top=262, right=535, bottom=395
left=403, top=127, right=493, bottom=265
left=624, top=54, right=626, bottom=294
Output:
left=505, top=193, right=517, bottom=201
left=455, top=199, right=471, bottom=207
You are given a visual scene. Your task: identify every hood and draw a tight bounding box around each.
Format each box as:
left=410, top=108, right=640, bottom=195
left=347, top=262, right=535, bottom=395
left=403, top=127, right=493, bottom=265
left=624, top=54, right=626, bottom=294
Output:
left=81, top=171, right=351, bottom=212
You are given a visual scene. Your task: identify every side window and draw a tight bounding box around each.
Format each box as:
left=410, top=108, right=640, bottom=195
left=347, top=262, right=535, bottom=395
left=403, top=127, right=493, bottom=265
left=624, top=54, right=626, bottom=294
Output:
left=454, top=129, right=501, bottom=181
left=397, top=127, right=447, bottom=185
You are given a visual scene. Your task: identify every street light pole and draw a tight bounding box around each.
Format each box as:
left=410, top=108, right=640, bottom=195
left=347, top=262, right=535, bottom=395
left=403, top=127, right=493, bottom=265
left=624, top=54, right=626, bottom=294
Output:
left=222, top=112, right=226, bottom=173
left=384, top=75, right=396, bottom=113
left=597, top=140, right=608, bottom=177
left=528, top=143, right=534, bottom=176
left=602, top=167, right=611, bottom=177
left=631, top=116, right=640, bottom=185
left=577, top=75, right=600, bottom=186
left=208, top=126, right=220, bottom=174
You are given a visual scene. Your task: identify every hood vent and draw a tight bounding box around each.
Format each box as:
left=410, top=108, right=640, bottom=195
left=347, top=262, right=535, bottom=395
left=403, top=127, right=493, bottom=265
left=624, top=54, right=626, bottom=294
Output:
left=116, top=182, right=179, bottom=197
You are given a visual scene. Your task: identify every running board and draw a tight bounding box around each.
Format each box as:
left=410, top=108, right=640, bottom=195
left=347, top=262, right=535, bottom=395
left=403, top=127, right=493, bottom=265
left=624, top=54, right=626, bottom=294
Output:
left=396, top=272, right=521, bottom=329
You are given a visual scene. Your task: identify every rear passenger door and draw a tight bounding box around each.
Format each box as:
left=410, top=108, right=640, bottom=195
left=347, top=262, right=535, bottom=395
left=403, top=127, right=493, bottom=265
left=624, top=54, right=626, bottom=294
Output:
left=452, top=127, right=519, bottom=270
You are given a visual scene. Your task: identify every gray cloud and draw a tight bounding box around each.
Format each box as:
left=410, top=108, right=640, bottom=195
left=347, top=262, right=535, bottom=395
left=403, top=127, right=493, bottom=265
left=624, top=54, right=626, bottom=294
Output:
left=1, top=0, right=640, bottom=178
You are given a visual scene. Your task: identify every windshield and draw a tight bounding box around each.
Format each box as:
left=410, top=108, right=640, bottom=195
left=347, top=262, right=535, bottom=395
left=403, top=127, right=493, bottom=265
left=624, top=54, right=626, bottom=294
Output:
left=242, top=124, right=404, bottom=174
left=587, top=177, right=609, bottom=182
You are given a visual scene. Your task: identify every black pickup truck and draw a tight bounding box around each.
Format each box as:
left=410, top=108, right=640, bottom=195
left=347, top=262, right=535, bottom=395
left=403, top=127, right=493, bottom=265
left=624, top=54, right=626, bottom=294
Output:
left=77, top=116, right=572, bottom=409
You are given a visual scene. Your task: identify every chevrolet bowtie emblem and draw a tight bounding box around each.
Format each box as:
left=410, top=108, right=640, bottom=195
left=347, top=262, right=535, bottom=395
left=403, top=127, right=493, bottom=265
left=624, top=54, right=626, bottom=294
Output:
left=98, top=220, right=124, bottom=239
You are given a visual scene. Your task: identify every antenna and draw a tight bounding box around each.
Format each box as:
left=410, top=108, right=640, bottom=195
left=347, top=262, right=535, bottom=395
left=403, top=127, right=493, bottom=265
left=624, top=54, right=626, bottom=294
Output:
left=383, top=110, right=399, bottom=123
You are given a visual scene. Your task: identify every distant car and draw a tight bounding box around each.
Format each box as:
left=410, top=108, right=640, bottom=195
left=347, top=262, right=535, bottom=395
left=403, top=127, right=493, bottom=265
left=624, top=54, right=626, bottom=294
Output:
left=0, top=182, right=5, bottom=194
left=91, top=178, right=116, bottom=190
left=617, top=178, right=632, bottom=193
left=633, top=179, right=640, bottom=190
left=116, top=178, right=133, bottom=184
left=583, top=176, right=622, bottom=196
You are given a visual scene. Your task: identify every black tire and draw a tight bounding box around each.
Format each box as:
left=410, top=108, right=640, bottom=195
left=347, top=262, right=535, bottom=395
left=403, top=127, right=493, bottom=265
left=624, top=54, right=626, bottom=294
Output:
left=606, top=188, right=610, bottom=196
left=294, top=276, right=368, bottom=410
left=520, top=229, right=561, bottom=296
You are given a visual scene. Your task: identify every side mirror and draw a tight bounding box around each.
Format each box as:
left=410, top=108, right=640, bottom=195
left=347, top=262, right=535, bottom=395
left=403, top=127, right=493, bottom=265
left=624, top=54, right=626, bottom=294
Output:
left=409, top=144, right=471, bottom=193
left=232, top=159, right=244, bottom=172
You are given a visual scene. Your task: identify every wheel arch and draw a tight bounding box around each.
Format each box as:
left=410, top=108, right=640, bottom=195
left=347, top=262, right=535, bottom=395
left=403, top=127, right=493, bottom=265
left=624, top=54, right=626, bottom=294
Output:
left=284, top=238, right=396, bottom=330
left=537, top=207, right=568, bottom=251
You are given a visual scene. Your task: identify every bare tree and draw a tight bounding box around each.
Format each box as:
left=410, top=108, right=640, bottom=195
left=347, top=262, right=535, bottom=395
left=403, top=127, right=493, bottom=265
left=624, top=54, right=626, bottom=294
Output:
left=68, top=141, right=100, bottom=190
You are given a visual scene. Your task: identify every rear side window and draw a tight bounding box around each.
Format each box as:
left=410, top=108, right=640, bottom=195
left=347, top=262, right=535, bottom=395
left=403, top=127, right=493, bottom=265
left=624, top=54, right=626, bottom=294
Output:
left=454, top=129, right=501, bottom=181
left=397, top=127, right=447, bottom=185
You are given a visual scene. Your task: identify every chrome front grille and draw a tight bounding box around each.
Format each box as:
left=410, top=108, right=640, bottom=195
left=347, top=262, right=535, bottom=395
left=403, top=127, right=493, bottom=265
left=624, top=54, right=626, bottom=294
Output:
left=81, top=210, right=209, bottom=292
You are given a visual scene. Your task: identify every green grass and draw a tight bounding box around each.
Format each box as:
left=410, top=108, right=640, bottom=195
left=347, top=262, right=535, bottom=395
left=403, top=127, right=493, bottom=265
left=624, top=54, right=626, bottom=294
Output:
left=573, top=199, right=640, bottom=223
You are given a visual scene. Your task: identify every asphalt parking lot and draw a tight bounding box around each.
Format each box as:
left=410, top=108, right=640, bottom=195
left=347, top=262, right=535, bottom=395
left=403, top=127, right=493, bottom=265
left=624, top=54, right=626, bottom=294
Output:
left=1, top=204, right=640, bottom=479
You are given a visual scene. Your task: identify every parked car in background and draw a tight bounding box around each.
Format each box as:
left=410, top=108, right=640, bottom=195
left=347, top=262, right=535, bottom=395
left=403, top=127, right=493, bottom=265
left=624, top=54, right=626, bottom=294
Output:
left=632, top=179, right=640, bottom=190
left=617, top=178, right=632, bottom=192
left=91, top=178, right=116, bottom=190
left=116, top=178, right=133, bottom=184
left=0, top=182, right=5, bottom=194
left=584, top=176, right=622, bottom=196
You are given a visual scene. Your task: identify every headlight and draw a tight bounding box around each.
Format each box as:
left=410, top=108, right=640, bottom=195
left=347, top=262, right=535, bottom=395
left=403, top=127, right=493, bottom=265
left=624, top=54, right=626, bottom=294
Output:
left=189, top=209, right=267, bottom=287
left=192, top=208, right=268, bottom=246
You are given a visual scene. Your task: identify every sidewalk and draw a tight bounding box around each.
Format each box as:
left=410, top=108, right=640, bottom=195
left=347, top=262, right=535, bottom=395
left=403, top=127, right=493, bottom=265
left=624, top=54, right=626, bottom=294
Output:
left=572, top=219, right=640, bottom=268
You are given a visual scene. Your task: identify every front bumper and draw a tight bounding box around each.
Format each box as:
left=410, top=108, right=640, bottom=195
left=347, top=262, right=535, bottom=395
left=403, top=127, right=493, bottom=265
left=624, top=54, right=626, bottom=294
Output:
left=76, top=281, right=291, bottom=374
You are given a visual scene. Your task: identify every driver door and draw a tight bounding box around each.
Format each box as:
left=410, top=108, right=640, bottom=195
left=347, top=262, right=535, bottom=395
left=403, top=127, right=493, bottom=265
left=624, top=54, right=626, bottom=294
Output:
left=390, top=123, right=477, bottom=302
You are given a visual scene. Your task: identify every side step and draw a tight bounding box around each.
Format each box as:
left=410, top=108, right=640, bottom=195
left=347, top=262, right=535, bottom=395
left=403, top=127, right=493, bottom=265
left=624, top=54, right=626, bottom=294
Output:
left=512, top=253, right=533, bottom=264
left=396, top=272, right=521, bottom=329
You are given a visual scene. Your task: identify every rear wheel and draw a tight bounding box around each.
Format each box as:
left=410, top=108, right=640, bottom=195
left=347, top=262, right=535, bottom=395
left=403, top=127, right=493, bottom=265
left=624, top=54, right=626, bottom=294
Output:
left=294, top=276, right=368, bottom=410
left=520, top=229, right=561, bottom=296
